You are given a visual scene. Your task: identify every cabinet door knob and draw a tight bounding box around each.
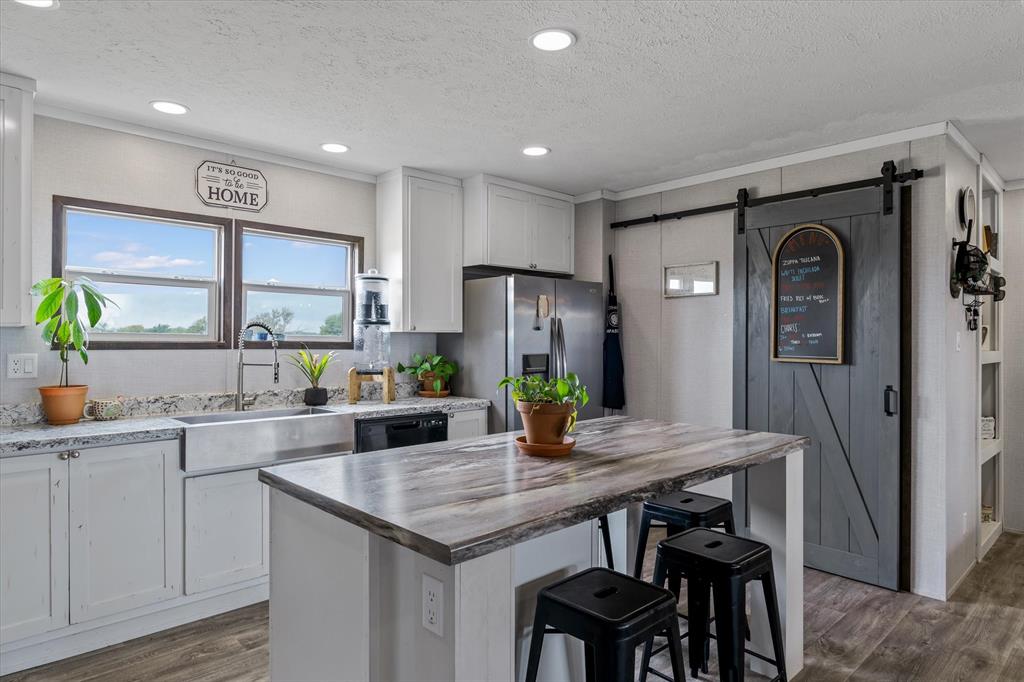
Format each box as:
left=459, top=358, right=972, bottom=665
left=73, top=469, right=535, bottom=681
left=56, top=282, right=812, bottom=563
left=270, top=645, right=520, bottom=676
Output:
left=70, top=450, right=81, bottom=459
left=58, top=452, right=70, bottom=460
left=410, top=324, right=416, bottom=331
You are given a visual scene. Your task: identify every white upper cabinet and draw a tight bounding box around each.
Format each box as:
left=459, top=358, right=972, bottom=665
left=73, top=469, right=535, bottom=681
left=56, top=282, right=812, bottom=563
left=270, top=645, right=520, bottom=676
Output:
left=0, top=73, right=35, bottom=327
left=464, top=175, right=574, bottom=275
left=377, top=168, right=464, bottom=333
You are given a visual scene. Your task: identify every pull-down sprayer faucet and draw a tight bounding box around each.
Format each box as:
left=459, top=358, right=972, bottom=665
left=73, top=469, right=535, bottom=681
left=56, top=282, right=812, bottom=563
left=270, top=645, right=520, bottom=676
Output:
left=236, top=322, right=279, bottom=411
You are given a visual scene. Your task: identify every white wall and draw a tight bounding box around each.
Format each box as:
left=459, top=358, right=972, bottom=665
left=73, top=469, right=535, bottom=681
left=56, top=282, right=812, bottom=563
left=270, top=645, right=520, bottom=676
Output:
left=0, top=117, right=435, bottom=406
left=1002, top=189, right=1023, bottom=532
left=943, top=140, right=983, bottom=592
left=605, top=137, right=960, bottom=598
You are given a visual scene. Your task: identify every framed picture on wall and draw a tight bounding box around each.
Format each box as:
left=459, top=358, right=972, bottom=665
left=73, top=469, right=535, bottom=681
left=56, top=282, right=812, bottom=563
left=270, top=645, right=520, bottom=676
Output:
left=664, top=261, right=718, bottom=297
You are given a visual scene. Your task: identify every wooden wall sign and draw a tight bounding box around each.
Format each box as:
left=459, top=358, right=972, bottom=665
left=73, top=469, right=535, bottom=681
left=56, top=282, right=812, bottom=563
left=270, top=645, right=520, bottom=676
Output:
left=771, top=223, right=844, bottom=363
left=196, top=161, right=267, bottom=212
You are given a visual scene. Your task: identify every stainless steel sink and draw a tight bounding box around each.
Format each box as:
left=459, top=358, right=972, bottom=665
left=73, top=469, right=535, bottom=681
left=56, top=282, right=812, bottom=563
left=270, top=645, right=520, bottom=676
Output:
left=175, top=407, right=355, bottom=474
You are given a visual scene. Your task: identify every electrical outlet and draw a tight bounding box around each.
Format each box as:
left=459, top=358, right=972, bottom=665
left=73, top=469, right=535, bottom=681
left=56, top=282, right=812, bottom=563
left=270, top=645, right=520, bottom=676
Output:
left=7, top=353, right=38, bottom=379
left=421, top=574, right=444, bottom=637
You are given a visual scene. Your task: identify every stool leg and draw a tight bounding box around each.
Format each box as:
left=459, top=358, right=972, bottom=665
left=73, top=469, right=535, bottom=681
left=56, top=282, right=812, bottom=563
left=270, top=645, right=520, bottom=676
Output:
left=524, top=603, right=547, bottom=682
left=761, top=570, right=788, bottom=682
left=595, top=641, right=635, bottom=682
left=633, top=511, right=652, bottom=578
left=724, top=517, right=737, bottom=535
left=599, top=515, right=615, bottom=571
left=584, top=643, right=597, bottom=682
left=712, top=577, right=746, bottom=682
left=665, top=612, right=687, bottom=682
left=639, top=554, right=670, bottom=682
left=687, top=576, right=711, bottom=679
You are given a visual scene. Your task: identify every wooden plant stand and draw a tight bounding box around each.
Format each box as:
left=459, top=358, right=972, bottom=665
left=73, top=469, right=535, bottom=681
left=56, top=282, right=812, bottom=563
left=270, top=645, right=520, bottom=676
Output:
left=347, top=366, right=396, bottom=404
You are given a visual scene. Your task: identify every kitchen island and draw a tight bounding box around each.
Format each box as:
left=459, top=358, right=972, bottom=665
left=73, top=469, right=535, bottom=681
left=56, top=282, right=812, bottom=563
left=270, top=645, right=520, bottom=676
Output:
left=259, top=416, right=808, bottom=681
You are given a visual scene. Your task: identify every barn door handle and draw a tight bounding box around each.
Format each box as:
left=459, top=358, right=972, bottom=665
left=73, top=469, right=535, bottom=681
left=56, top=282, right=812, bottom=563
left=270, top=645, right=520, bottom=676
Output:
left=884, top=385, right=898, bottom=416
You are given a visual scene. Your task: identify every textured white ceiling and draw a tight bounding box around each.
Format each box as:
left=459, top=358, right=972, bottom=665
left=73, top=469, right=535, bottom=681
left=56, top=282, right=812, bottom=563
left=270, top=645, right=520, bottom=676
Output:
left=2, top=0, right=1022, bottom=193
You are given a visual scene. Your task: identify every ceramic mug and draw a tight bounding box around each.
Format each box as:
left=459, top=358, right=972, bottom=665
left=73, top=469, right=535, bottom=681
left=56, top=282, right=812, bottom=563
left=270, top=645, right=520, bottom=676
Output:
left=84, top=398, right=124, bottom=421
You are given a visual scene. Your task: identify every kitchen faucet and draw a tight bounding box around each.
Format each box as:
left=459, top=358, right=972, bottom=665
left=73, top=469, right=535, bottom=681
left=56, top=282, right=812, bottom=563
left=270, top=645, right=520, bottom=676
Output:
left=236, top=322, right=280, bottom=411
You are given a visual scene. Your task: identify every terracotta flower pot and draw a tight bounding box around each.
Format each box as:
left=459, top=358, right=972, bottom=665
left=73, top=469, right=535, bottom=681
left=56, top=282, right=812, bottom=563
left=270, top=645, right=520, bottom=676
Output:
left=38, top=385, right=89, bottom=425
left=516, top=401, right=573, bottom=445
left=419, top=372, right=449, bottom=398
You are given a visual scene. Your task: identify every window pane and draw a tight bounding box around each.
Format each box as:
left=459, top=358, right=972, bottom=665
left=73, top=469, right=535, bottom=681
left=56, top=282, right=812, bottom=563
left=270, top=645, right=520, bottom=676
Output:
left=66, top=209, right=217, bottom=279
left=244, top=290, right=345, bottom=337
left=88, top=282, right=211, bottom=335
left=242, top=232, right=349, bottom=288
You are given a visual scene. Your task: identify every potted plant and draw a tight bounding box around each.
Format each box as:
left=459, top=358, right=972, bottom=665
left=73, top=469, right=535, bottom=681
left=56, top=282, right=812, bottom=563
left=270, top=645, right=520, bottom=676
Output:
left=286, top=345, right=336, bottom=406
left=32, top=276, right=116, bottom=425
left=497, top=373, right=589, bottom=444
left=396, top=353, right=458, bottom=397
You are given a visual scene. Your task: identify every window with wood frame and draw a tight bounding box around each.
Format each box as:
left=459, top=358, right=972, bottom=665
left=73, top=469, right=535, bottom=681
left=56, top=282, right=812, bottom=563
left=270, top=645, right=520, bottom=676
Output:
left=53, top=197, right=233, bottom=348
left=235, top=220, right=362, bottom=348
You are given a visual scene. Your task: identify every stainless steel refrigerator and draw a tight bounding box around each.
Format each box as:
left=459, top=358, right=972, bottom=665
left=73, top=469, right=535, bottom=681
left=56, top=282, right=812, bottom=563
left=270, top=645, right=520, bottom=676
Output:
left=438, top=275, right=604, bottom=434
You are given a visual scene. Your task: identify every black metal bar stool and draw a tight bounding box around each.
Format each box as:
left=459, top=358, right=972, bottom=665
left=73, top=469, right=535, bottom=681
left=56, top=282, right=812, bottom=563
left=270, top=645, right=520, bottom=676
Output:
left=525, top=567, right=687, bottom=682
left=640, top=528, right=787, bottom=682
left=632, top=491, right=736, bottom=580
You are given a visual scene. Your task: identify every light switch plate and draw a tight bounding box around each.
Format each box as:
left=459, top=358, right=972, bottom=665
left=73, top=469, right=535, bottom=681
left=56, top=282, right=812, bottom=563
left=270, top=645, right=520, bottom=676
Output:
left=422, top=574, right=444, bottom=637
left=7, top=353, right=38, bottom=379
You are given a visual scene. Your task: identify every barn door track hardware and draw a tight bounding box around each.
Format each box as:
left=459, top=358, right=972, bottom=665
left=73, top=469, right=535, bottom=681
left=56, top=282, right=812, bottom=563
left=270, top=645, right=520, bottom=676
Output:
left=950, top=187, right=1006, bottom=330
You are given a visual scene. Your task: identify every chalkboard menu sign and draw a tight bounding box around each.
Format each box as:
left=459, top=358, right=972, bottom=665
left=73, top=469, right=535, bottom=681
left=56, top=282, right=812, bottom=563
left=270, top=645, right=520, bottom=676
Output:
left=771, top=224, right=844, bottom=363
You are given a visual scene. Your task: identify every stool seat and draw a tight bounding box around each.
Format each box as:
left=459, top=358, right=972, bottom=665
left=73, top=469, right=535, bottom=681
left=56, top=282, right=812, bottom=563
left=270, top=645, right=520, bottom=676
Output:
left=543, top=566, right=674, bottom=625
left=644, top=491, right=735, bottom=526
left=659, top=528, right=771, bottom=578
left=525, top=567, right=687, bottom=682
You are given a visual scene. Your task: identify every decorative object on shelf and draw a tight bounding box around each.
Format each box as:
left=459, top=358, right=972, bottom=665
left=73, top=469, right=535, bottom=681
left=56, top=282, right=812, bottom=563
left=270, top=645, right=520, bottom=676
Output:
left=397, top=353, right=458, bottom=398
left=287, top=345, right=337, bottom=406
left=83, top=397, right=124, bottom=421
left=31, top=276, right=116, bottom=425
left=347, top=366, right=396, bottom=405
left=982, top=224, right=998, bottom=259
left=981, top=324, right=992, bottom=351
left=950, top=211, right=1006, bottom=330
left=498, top=373, right=589, bottom=455
left=195, top=160, right=267, bottom=212
left=981, top=505, right=994, bottom=524
left=980, top=416, right=996, bottom=440
left=664, top=261, right=718, bottom=297
left=771, top=224, right=844, bottom=364
left=957, top=186, right=976, bottom=232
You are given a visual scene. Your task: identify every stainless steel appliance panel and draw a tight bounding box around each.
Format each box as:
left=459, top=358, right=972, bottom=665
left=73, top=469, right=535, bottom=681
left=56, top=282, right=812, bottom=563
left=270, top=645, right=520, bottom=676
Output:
left=555, top=279, right=605, bottom=421
left=508, top=275, right=557, bottom=431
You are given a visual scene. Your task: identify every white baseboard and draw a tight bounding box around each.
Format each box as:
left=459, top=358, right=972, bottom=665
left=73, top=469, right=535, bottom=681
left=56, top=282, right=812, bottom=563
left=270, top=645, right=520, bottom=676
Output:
left=0, top=580, right=268, bottom=675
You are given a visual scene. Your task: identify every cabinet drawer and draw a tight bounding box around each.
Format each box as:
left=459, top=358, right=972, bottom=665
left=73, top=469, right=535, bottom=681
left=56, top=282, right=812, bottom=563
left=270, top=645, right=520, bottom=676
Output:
left=185, top=469, right=269, bottom=594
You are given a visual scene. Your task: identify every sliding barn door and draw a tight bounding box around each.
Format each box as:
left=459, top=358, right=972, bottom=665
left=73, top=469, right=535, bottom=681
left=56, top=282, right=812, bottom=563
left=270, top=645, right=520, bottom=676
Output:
left=733, top=187, right=901, bottom=589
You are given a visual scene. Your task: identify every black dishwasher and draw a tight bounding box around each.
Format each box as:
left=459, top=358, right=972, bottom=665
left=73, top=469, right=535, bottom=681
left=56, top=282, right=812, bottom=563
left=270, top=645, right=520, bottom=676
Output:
left=354, top=412, right=448, bottom=453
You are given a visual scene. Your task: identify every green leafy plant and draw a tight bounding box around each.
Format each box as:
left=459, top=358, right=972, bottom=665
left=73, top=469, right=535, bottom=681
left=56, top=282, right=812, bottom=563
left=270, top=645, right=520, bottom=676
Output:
left=396, top=353, right=458, bottom=394
left=497, top=373, right=590, bottom=432
left=286, top=345, right=336, bottom=388
left=32, top=276, right=117, bottom=387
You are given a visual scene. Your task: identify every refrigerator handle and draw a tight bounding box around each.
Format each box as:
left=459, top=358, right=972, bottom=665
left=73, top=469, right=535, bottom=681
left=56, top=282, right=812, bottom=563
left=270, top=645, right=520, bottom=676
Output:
left=550, top=317, right=562, bottom=379
left=557, top=317, right=568, bottom=378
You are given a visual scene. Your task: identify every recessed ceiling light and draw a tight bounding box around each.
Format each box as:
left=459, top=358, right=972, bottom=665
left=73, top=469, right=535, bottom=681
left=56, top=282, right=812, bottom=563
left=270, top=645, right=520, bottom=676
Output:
left=531, top=29, right=575, bottom=51
left=320, top=143, right=349, bottom=153
left=14, top=0, right=60, bottom=7
left=522, top=146, right=550, bottom=157
left=150, top=100, right=189, bottom=115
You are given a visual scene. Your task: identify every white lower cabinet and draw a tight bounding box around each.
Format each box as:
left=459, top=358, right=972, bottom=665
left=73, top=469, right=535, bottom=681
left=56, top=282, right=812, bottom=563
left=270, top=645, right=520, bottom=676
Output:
left=0, top=452, right=70, bottom=643
left=447, top=408, right=488, bottom=440
left=184, top=469, right=269, bottom=594
left=68, top=441, right=182, bottom=623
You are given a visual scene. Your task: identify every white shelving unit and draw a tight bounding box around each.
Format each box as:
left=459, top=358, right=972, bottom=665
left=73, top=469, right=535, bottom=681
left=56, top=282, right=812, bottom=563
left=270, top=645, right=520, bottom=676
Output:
left=976, top=164, right=1005, bottom=560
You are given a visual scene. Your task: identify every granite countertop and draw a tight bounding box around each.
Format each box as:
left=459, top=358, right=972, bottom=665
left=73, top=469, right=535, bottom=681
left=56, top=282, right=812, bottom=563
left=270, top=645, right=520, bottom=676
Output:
left=0, top=397, right=490, bottom=457
left=259, top=415, right=810, bottom=565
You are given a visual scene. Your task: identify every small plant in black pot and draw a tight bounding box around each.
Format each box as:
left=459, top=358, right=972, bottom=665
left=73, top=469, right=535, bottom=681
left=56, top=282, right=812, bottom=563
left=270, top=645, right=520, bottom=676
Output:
left=287, top=345, right=336, bottom=406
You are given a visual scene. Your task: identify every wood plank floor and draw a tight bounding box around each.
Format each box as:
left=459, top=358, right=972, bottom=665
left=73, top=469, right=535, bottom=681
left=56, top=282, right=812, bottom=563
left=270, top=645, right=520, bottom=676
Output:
left=4, top=532, right=1022, bottom=681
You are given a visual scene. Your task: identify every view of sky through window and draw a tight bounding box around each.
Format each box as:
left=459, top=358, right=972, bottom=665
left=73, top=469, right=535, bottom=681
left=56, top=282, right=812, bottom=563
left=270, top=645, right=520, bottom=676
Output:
left=242, top=232, right=349, bottom=287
